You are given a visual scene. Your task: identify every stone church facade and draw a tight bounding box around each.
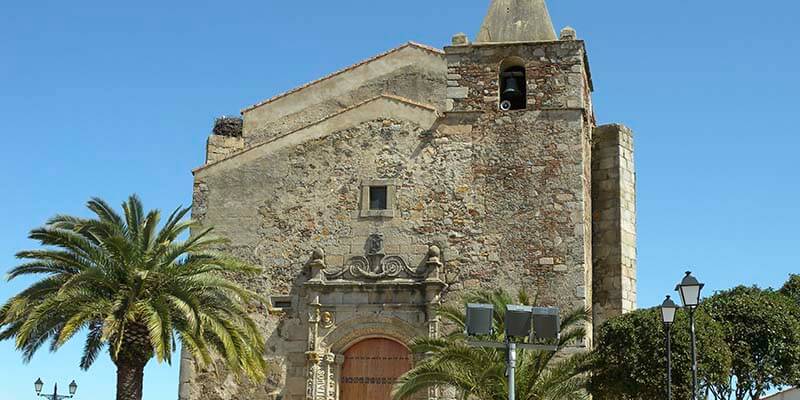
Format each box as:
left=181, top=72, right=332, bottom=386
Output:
left=179, top=1, right=637, bottom=399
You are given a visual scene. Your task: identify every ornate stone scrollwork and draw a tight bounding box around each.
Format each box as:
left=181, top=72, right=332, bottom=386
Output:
left=320, top=234, right=438, bottom=281
left=301, top=237, right=447, bottom=400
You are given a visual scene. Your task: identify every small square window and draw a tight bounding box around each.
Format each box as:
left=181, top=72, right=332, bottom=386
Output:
left=360, top=179, right=396, bottom=218
left=369, top=186, right=388, bottom=210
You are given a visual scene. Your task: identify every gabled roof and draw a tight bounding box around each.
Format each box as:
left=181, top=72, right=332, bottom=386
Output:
left=241, top=42, right=444, bottom=114
left=196, top=95, right=439, bottom=176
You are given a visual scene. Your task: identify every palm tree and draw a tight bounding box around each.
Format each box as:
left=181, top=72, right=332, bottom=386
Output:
left=392, top=289, right=589, bottom=400
left=0, top=195, right=267, bottom=400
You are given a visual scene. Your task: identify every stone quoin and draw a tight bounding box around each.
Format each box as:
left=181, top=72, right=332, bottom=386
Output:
left=179, top=1, right=637, bottom=399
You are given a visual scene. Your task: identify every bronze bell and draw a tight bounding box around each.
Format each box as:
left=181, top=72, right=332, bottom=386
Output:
left=502, top=76, right=523, bottom=98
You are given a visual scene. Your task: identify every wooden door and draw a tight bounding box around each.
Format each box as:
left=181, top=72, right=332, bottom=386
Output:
left=340, top=338, right=412, bottom=400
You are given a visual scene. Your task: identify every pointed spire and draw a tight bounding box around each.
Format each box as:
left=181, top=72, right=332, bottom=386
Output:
left=476, top=0, right=557, bottom=43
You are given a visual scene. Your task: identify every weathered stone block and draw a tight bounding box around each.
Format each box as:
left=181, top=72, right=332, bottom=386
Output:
left=447, top=87, right=469, bottom=99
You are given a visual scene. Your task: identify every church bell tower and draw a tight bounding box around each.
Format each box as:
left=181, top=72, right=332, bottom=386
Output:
left=441, top=0, right=637, bottom=335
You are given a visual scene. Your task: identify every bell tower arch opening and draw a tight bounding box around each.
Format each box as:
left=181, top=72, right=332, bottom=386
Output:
left=499, top=57, right=527, bottom=111
left=339, top=337, right=412, bottom=400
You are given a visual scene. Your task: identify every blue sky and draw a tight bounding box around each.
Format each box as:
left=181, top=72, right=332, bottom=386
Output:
left=1, top=0, right=799, bottom=399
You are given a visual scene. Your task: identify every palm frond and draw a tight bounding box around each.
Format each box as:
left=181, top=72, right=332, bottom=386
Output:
left=0, top=194, right=268, bottom=384
left=139, top=209, right=161, bottom=255
left=122, top=194, right=145, bottom=243
left=393, top=288, right=589, bottom=400
left=86, top=198, right=125, bottom=230
left=79, top=321, right=105, bottom=369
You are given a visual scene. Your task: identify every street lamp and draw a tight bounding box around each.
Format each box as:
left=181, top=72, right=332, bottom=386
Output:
left=660, top=295, right=679, bottom=400
left=465, top=303, right=559, bottom=400
left=33, top=378, right=77, bottom=400
left=676, top=271, right=704, bottom=400
left=677, top=271, right=704, bottom=308
left=465, top=303, right=495, bottom=336
left=505, top=305, right=534, bottom=338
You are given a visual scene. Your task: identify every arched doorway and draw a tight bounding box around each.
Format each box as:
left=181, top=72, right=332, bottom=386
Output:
left=339, top=338, right=412, bottom=400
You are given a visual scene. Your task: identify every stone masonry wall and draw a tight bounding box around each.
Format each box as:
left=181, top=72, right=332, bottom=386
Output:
left=190, top=118, right=458, bottom=399
left=444, top=40, right=591, bottom=115
left=241, top=45, right=446, bottom=147
left=189, top=106, right=593, bottom=398
left=206, top=117, right=245, bottom=164
left=437, top=39, right=595, bottom=341
left=591, top=124, right=637, bottom=328
left=206, top=134, right=245, bottom=164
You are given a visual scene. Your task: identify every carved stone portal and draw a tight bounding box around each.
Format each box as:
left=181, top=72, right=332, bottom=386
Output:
left=302, top=234, right=446, bottom=400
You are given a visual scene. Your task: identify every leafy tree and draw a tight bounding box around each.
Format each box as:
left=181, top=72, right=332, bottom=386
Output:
left=780, top=274, right=800, bottom=307
left=704, top=286, right=800, bottom=400
left=392, top=289, right=590, bottom=400
left=587, top=306, right=731, bottom=400
left=0, top=195, right=267, bottom=400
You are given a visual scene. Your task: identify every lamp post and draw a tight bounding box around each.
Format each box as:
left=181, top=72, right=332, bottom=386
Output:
left=34, top=378, right=77, bottom=400
left=676, top=271, right=704, bottom=400
left=660, top=295, right=678, bottom=400
left=465, top=303, right=560, bottom=400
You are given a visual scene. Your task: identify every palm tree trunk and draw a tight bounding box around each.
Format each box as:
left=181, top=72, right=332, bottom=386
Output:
left=112, top=323, right=152, bottom=400
left=116, top=361, right=145, bottom=400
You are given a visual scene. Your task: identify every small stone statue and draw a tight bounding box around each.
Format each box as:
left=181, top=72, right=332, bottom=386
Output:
left=427, top=245, right=441, bottom=263
left=311, top=247, right=325, bottom=262
left=308, top=248, right=326, bottom=282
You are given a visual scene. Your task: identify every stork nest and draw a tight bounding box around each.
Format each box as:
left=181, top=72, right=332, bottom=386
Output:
left=213, top=117, right=243, bottom=137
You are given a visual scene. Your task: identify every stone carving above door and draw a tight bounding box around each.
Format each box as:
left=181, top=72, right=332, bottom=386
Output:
left=301, top=235, right=446, bottom=400
left=307, top=234, right=443, bottom=283
left=365, top=233, right=384, bottom=256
